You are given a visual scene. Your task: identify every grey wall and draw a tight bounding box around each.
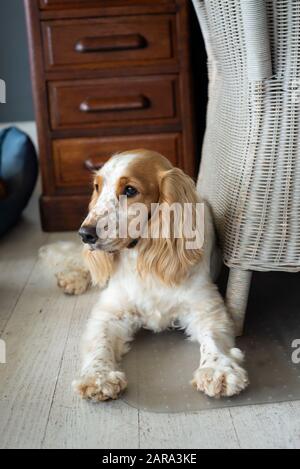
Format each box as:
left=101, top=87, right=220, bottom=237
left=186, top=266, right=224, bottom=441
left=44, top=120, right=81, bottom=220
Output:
left=0, top=0, right=34, bottom=123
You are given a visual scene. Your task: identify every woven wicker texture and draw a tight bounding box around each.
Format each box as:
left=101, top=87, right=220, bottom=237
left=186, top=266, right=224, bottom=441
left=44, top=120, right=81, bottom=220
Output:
left=192, top=0, right=300, bottom=272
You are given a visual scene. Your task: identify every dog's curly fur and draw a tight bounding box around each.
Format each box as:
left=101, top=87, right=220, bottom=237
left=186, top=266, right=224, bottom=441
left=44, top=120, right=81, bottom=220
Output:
left=41, top=150, right=248, bottom=401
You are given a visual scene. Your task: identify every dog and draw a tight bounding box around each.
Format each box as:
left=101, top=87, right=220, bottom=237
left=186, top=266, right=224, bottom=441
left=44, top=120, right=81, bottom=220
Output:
left=43, top=149, right=248, bottom=401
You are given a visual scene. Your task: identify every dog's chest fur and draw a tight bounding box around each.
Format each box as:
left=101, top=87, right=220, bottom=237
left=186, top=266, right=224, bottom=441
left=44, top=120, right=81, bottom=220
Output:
left=99, top=248, right=208, bottom=332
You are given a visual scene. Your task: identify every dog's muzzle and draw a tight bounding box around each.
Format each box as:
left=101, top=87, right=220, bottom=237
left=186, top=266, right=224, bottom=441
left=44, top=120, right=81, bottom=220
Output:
left=78, top=225, right=98, bottom=245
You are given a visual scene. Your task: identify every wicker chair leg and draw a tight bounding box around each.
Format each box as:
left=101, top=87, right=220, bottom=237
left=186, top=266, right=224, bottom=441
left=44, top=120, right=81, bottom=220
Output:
left=226, top=269, right=252, bottom=337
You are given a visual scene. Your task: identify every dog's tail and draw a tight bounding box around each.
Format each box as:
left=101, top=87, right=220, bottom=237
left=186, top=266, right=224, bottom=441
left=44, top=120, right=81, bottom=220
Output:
left=39, top=241, right=85, bottom=273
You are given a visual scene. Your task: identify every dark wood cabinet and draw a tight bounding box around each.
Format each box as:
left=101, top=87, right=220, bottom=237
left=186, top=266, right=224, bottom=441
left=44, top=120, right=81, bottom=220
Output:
left=24, top=0, right=197, bottom=231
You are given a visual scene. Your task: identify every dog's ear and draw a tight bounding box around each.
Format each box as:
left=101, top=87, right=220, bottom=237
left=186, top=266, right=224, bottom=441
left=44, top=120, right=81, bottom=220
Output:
left=137, top=168, right=203, bottom=286
left=82, top=246, right=115, bottom=287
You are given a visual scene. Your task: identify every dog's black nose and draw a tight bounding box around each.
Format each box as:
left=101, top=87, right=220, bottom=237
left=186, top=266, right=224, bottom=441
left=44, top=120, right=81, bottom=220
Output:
left=78, top=225, right=98, bottom=244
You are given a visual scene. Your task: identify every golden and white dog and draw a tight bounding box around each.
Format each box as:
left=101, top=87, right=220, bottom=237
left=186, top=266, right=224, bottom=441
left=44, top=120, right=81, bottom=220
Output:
left=43, top=150, right=248, bottom=401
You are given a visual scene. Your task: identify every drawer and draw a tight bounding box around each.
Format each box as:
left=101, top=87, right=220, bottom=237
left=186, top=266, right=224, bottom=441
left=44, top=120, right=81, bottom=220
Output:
left=40, top=1, right=174, bottom=10
left=53, top=133, right=182, bottom=190
left=49, top=76, right=179, bottom=130
left=42, top=15, right=176, bottom=71
left=40, top=0, right=100, bottom=7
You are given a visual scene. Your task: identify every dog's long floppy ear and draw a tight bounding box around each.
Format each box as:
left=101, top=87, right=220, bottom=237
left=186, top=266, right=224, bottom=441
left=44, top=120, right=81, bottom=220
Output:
left=82, top=246, right=115, bottom=288
left=137, top=167, right=203, bottom=286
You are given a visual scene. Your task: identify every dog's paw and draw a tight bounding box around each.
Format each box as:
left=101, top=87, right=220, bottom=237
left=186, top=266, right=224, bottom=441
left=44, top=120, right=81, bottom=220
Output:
left=72, top=370, right=127, bottom=401
left=56, top=269, right=90, bottom=295
left=191, top=355, right=249, bottom=398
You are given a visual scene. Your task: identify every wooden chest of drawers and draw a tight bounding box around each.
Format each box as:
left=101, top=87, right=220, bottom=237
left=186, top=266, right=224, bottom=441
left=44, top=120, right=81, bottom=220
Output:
left=24, top=0, right=197, bottom=231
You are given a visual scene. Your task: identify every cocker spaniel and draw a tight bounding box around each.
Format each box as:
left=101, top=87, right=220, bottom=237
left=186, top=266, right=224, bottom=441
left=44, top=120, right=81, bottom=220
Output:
left=43, top=150, right=248, bottom=401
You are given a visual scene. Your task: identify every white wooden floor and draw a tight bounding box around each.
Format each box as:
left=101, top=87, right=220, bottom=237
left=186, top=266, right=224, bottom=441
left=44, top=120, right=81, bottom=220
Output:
left=0, top=123, right=299, bottom=449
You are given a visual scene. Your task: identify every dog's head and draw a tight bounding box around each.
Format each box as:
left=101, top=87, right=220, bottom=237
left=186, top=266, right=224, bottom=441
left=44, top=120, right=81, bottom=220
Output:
left=80, top=150, right=203, bottom=286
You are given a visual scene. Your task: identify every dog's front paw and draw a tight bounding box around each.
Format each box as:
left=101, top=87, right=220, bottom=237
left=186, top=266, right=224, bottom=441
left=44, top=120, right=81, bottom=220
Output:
left=72, top=370, right=127, bottom=401
left=56, top=269, right=90, bottom=295
left=191, top=354, right=249, bottom=398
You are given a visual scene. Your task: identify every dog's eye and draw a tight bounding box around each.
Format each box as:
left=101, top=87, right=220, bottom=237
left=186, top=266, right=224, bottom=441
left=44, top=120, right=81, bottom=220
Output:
left=123, top=186, right=138, bottom=197
left=94, top=184, right=99, bottom=192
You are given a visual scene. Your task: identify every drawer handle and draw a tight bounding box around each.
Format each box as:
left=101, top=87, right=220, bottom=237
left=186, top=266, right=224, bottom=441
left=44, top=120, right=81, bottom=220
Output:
left=79, top=95, right=149, bottom=113
left=75, top=34, right=147, bottom=53
left=84, top=159, right=104, bottom=172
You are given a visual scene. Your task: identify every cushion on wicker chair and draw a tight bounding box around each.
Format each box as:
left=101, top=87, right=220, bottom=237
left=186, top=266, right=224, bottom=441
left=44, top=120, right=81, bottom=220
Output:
left=0, top=127, right=38, bottom=237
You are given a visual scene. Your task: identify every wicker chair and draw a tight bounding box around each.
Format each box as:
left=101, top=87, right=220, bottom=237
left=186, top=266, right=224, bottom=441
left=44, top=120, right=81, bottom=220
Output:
left=192, top=0, right=300, bottom=335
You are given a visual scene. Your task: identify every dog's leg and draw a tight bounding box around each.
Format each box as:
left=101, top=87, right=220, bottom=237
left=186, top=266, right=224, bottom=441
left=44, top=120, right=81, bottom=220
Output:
left=181, top=282, right=249, bottom=398
left=73, top=305, right=140, bottom=401
left=39, top=242, right=92, bottom=295
left=56, top=268, right=91, bottom=295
